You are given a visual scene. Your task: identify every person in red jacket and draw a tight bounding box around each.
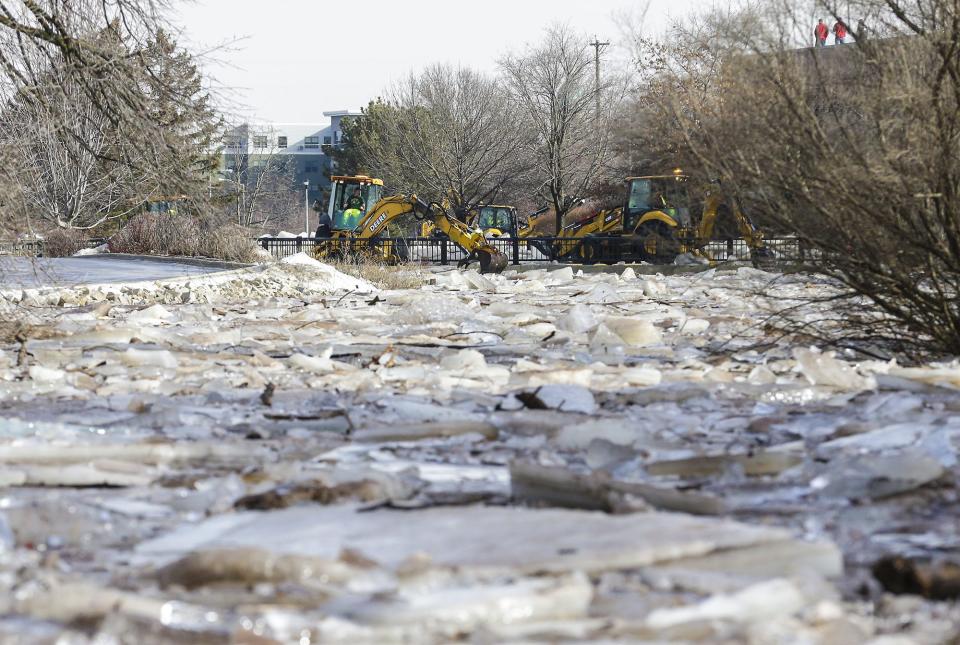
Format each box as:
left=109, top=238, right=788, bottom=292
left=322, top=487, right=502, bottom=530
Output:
left=814, top=19, right=828, bottom=47
left=833, top=20, right=848, bottom=44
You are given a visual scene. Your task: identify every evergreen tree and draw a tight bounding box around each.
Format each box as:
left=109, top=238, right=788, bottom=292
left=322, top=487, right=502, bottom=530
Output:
left=135, top=29, right=222, bottom=201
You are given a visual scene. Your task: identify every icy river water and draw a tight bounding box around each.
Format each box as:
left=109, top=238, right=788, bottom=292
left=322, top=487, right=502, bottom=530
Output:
left=0, top=254, right=957, bottom=643
left=0, top=256, right=223, bottom=287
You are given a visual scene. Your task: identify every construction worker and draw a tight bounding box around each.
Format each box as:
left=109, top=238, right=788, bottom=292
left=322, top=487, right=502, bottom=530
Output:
left=314, top=210, right=333, bottom=239
left=833, top=19, right=847, bottom=44
left=345, top=187, right=365, bottom=212
left=339, top=187, right=365, bottom=229
left=814, top=19, right=828, bottom=47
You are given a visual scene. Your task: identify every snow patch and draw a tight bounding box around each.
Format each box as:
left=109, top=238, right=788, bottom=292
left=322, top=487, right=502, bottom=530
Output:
left=279, top=253, right=376, bottom=291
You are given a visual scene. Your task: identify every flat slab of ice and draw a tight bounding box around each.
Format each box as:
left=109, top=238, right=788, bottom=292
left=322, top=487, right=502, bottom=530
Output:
left=135, top=504, right=793, bottom=573
left=0, top=256, right=222, bottom=287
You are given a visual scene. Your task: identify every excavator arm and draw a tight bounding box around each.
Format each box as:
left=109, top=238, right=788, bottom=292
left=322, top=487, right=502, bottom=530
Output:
left=344, top=194, right=508, bottom=274
left=697, top=186, right=773, bottom=267
left=428, top=205, right=509, bottom=273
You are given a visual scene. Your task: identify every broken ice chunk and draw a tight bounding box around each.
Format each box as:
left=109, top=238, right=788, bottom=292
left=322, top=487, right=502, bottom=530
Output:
left=439, top=349, right=487, bottom=371
left=135, top=504, right=792, bottom=574
left=557, top=305, right=598, bottom=333
left=678, top=318, right=710, bottom=335
left=641, top=279, right=663, bottom=297
left=28, top=365, right=66, bottom=383
left=157, top=547, right=362, bottom=589
left=603, top=317, right=662, bottom=347
left=342, top=573, right=593, bottom=634
left=577, top=283, right=619, bottom=304
left=811, top=451, right=943, bottom=499
left=545, top=267, right=574, bottom=284
left=120, top=348, right=179, bottom=369
left=397, top=294, right=474, bottom=324
left=290, top=348, right=335, bottom=373
left=645, top=578, right=807, bottom=629
left=510, top=462, right=724, bottom=515
left=461, top=270, right=496, bottom=292
left=794, top=347, right=876, bottom=390
left=590, top=324, right=624, bottom=351
left=127, top=304, right=174, bottom=323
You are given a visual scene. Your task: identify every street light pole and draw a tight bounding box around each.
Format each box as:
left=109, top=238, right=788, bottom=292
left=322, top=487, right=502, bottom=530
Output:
left=303, top=181, right=310, bottom=236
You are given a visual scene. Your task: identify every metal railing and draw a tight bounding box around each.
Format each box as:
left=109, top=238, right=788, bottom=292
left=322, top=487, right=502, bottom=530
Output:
left=1, top=234, right=812, bottom=265
left=258, top=235, right=812, bottom=266
left=0, top=240, right=45, bottom=257
left=0, top=238, right=106, bottom=258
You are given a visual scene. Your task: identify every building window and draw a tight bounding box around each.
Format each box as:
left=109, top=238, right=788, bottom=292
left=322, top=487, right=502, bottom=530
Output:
left=304, top=163, right=319, bottom=173
left=277, top=136, right=287, bottom=148
left=323, top=136, right=332, bottom=145
left=304, top=136, right=320, bottom=149
left=253, top=135, right=267, bottom=149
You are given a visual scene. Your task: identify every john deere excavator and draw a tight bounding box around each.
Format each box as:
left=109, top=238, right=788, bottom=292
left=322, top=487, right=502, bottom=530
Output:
left=547, top=171, right=773, bottom=267
left=315, top=175, right=508, bottom=274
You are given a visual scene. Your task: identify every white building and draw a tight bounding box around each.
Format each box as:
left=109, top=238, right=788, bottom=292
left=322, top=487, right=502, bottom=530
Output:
left=221, top=110, right=362, bottom=200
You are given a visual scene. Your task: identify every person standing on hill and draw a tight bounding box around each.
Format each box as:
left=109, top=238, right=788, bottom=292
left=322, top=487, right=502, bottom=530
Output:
left=814, top=19, right=829, bottom=47
left=833, top=19, right=848, bottom=44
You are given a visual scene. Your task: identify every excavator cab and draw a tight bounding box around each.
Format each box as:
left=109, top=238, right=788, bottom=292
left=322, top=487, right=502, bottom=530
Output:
left=466, top=205, right=531, bottom=238
left=472, top=205, right=519, bottom=237
left=623, top=173, right=692, bottom=233
left=328, top=175, right=384, bottom=231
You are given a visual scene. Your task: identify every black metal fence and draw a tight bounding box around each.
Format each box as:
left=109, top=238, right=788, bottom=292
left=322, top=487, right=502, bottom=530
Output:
left=0, top=240, right=45, bottom=257
left=258, top=235, right=811, bottom=266
left=2, top=234, right=812, bottom=265
left=0, top=237, right=107, bottom=258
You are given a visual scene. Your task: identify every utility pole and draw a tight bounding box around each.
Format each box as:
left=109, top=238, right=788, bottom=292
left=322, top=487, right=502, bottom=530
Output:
left=590, top=37, right=610, bottom=121
left=303, top=181, right=310, bottom=236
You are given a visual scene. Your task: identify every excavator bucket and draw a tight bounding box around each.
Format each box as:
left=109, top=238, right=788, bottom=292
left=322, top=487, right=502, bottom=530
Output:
left=478, top=248, right=508, bottom=274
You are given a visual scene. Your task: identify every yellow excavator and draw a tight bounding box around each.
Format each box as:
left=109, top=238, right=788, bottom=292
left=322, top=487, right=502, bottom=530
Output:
left=548, top=171, right=773, bottom=267
left=315, top=175, right=508, bottom=274
left=463, top=205, right=532, bottom=238
left=419, top=204, right=532, bottom=239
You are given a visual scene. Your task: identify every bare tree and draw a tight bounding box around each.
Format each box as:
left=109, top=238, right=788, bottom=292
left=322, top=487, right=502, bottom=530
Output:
left=0, top=1, right=172, bottom=161
left=642, top=0, right=960, bottom=355
left=2, top=66, right=140, bottom=230
left=352, top=65, right=529, bottom=209
left=500, top=25, right=622, bottom=232
left=0, top=2, right=221, bottom=233
left=218, top=123, right=300, bottom=231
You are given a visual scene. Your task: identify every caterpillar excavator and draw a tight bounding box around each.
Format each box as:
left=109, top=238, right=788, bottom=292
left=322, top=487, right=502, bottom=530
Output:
left=547, top=171, right=773, bottom=267
left=463, top=205, right=532, bottom=238
left=314, top=175, right=508, bottom=274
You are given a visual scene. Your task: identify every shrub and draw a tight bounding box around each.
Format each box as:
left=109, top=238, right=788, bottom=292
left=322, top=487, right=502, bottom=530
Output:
left=43, top=228, right=86, bottom=258
left=203, top=225, right=260, bottom=263
left=631, top=3, right=960, bottom=357
left=108, top=214, right=160, bottom=255
left=108, top=214, right=259, bottom=263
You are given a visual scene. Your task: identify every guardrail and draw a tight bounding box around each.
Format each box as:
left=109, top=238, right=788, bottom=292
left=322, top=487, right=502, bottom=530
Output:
left=258, top=235, right=812, bottom=266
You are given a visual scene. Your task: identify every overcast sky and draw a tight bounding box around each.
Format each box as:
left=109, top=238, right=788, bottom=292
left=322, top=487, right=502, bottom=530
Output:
left=174, top=0, right=701, bottom=124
